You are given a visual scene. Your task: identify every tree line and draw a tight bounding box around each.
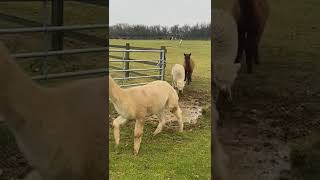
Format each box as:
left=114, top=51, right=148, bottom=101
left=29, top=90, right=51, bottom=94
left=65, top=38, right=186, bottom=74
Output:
left=109, top=23, right=211, bottom=40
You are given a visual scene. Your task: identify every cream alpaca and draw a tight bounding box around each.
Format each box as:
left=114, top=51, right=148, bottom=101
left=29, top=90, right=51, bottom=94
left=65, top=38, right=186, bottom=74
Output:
left=109, top=76, right=184, bottom=155
left=0, top=42, right=107, bottom=180
left=171, top=64, right=186, bottom=94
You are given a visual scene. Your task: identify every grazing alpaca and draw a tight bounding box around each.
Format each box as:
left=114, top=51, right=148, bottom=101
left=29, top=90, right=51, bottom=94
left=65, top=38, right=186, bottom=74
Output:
left=213, top=9, right=241, bottom=103
left=109, top=76, right=184, bottom=155
left=233, top=0, right=269, bottom=73
left=0, top=42, right=107, bottom=180
left=183, top=53, right=195, bottom=85
left=171, top=64, right=186, bottom=94
left=213, top=104, right=230, bottom=180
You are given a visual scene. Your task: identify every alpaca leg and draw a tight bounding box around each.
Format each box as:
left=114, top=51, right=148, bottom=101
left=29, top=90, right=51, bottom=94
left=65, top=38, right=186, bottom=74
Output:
left=245, top=37, right=254, bottom=74
left=184, top=71, right=187, bottom=81
left=254, top=41, right=260, bottom=65
left=113, top=116, right=127, bottom=146
left=172, top=106, right=184, bottom=132
left=154, top=111, right=166, bottom=135
left=190, top=72, right=192, bottom=82
left=235, top=26, right=246, bottom=63
left=227, top=87, right=233, bottom=102
left=134, top=119, right=145, bottom=155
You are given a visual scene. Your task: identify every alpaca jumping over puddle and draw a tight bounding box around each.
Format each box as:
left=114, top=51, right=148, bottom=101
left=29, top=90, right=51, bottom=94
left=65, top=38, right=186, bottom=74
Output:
left=109, top=76, right=185, bottom=155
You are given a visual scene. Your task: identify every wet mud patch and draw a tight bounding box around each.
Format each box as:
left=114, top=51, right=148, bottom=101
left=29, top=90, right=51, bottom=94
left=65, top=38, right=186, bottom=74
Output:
left=109, top=89, right=210, bottom=130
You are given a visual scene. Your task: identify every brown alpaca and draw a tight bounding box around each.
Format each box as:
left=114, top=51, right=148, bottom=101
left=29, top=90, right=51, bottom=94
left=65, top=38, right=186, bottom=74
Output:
left=232, top=0, right=269, bottom=73
left=183, top=53, right=195, bottom=85
left=0, top=42, right=107, bottom=180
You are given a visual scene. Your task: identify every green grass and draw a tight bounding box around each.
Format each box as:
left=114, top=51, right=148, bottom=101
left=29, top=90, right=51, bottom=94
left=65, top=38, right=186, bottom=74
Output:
left=109, top=40, right=211, bottom=179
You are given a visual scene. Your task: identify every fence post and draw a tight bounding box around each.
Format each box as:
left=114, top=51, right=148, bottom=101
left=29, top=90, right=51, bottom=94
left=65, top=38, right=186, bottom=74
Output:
left=160, top=46, right=167, bottom=80
left=124, top=43, right=130, bottom=77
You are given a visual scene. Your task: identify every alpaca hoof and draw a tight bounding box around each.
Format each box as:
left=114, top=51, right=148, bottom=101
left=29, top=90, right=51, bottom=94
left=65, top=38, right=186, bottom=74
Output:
left=134, top=150, right=139, bottom=156
left=153, top=129, right=162, bottom=136
left=114, top=145, right=120, bottom=154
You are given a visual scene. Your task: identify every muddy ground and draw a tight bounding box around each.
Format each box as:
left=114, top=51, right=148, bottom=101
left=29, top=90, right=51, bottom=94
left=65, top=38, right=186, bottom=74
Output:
left=109, top=89, right=211, bottom=130
left=217, top=62, right=320, bottom=180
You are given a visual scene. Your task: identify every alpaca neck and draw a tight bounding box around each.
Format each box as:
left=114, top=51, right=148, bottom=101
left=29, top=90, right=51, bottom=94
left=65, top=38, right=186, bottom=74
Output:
left=109, top=78, right=131, bottom=115
left=4, top=58, right=46, bottom=132
left=185, top=59, right=191, bottom=70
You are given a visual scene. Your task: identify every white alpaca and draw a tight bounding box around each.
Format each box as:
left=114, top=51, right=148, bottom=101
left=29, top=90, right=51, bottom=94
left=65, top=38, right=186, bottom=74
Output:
left=213, top=104, right=230, bottom=180
left=109, top=75, right=184, bottom=155
left=214, top=62, right=241, bottom=102
left=0, top=42, right=107, bottom=180
left=171, top=64, right=186, bottom=94
left=213, top=9, right=241, bottom=102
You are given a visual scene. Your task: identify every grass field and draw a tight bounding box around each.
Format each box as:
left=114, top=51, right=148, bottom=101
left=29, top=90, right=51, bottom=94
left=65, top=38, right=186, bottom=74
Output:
left=215, top=0, right=320, bottom=179
left=108, top=39, right=211, bottom=179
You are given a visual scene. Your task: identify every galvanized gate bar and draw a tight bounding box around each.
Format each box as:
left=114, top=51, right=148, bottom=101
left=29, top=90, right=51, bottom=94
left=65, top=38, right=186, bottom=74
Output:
left=31, top=68, right=107, bottom=80
left=13, top=47, right=108, bottom=59
left=0, top=24, right=109, bottom=34
left=109, top=49, right=164, bottom=53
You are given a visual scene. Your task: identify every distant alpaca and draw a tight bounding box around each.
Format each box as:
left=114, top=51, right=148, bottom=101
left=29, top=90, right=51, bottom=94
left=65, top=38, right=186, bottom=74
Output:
left=0, top=42, right=107, bottom=180
left=213, top=104, right=230, bottom=180
left=109, top=76, right=184, bottom=155
left=183, top=53, right=195, bottom=85
left=179, top=39, right=183, bottom=46
left=171, top=64, right=186, bottom=94
left=233, top=0, right=269, bottom=73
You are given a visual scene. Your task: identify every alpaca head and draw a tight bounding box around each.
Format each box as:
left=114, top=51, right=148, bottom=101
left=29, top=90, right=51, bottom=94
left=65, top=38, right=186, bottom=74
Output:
left=184, top=53, right=192, bottom=61
left=176, top=79, right=186, bottom=94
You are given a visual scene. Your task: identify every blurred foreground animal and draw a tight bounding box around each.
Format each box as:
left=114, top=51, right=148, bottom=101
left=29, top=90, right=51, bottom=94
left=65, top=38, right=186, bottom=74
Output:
left=171, top=64, right=186, bottom=94
left=183, top=53, right=195, bottom=85
left=212, top=9, right=241, bottom=103
left=233, top=0, right=269, bottom=73
left=109, top=76, right=186, bottom=155
left=0, top=42, right=107, bottom=180
left=213, top=104, right=230, bottom=180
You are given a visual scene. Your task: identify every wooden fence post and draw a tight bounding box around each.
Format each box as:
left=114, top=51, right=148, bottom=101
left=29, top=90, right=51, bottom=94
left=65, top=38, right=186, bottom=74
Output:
left=124, top=43, right=130, bottom=77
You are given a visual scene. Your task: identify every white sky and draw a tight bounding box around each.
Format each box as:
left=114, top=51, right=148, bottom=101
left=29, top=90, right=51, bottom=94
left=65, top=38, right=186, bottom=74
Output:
left=110, top=0, right=211, bottom=26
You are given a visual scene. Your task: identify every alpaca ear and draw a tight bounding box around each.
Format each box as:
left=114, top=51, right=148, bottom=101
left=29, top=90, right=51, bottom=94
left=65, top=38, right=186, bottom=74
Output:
left=184, top=53, right=186, bottom=56
left=189, top=53, right=192, bottom=56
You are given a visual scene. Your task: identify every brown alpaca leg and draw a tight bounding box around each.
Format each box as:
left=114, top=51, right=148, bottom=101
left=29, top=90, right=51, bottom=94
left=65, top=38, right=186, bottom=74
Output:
left=235, top=25, right=246, bottom=63
left=254, top=40, right=260, bottom=65
left=246, top=32, right=256, bottom=74
left=184, top=71, right=187, bottom=81
left=134, top=119, right=145, bottom=155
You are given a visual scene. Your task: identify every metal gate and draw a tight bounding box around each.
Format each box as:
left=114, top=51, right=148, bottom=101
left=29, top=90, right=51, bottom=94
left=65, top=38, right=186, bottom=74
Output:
left=0, top=0, right=108, bottom=80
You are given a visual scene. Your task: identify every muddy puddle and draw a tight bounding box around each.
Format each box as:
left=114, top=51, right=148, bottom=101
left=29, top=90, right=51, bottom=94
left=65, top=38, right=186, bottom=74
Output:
left=109, top=93, right=206, bottom=127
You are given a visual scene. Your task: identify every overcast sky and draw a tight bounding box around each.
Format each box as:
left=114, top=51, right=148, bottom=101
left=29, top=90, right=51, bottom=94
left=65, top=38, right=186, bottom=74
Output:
left=110, top=0, right=211, bottom=27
